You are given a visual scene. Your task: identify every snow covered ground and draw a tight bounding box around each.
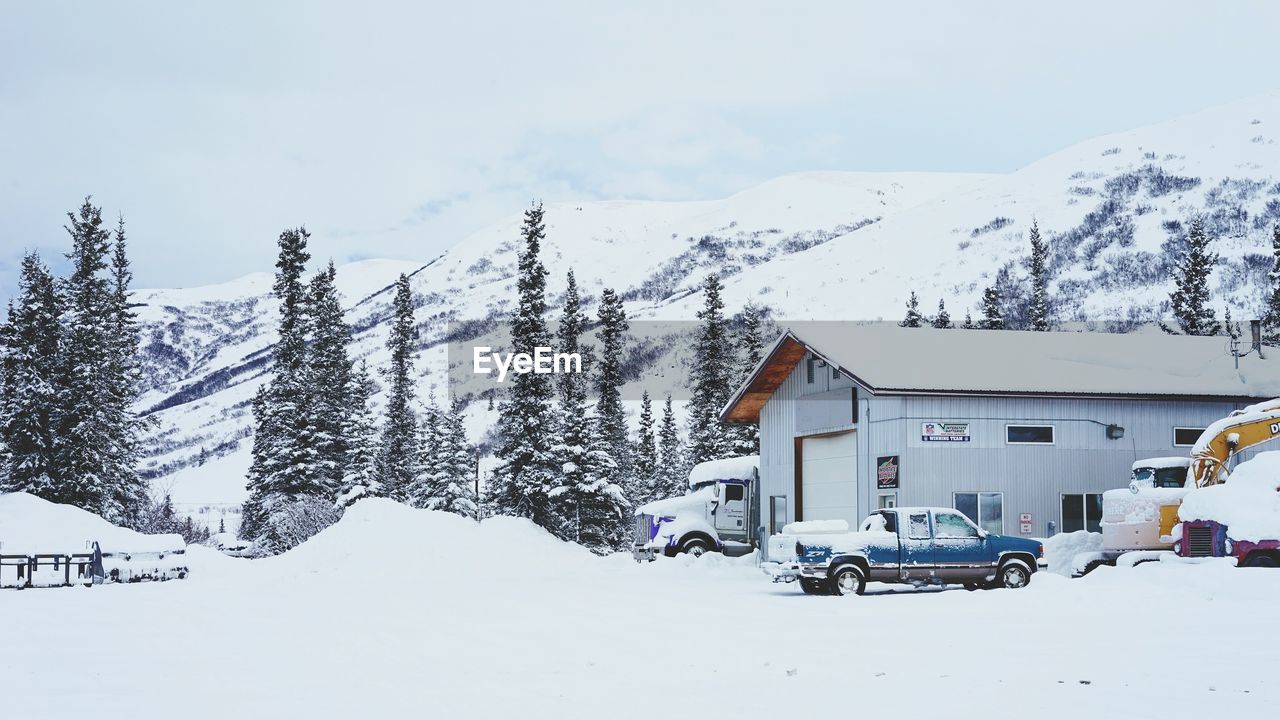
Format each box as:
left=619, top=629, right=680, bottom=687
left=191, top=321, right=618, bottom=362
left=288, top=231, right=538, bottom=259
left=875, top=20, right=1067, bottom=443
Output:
left=2, top=499, right=1276, bottom=719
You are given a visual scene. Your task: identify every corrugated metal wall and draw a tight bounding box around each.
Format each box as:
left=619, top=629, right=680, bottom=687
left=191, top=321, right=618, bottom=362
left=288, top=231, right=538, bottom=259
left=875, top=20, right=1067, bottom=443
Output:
left=758, top=351, right=1259, bottom=539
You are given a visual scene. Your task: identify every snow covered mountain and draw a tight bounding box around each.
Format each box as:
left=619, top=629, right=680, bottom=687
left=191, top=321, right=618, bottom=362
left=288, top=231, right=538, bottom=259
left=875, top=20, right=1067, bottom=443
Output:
left=134, top=93, right=1280, bottom=510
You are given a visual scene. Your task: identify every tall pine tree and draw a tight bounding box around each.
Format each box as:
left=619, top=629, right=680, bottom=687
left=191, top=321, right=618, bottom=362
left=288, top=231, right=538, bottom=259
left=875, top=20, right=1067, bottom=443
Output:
left=338, top=359, right=380, bottom=503
left=978, top=286, right=1004, bottom=330
left=489, top=203, right=559, bottom=529
left=1028, top=221, right=1050, bottom=331
left=657, top=394, right=687, bottom=499
left=1167, top=216, right=1219, bottom=336
left=686, top=274, right=733, bottom=466
left=376, top=273, right=421, bottom=500
left=729, top=302, right=764, bottom=456
left=420, top=398, right=479, bottom=518
left=633, top=390, right=658, bottom=504
left=899, top=291, right=924, bottom=328
left=103, top=218, right=149, bottom=526
left=592, top=287, right=631, bottom=484
left=0, top=253, right=61, bottom=499
left=304, top=261, right=354, bottom=499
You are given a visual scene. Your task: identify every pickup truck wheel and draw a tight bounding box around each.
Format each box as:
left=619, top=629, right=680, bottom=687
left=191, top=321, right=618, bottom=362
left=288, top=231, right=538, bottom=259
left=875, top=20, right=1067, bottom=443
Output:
left=830, top=565, right=866, bottom=596
left=800, top=579, right=830, bottom=595
left=996, top=560, right=1032, bottom=589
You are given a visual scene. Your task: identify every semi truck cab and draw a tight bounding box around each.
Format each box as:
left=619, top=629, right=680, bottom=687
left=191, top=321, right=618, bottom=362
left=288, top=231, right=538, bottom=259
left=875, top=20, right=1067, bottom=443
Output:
left=632, top=456, right=759, bottom=561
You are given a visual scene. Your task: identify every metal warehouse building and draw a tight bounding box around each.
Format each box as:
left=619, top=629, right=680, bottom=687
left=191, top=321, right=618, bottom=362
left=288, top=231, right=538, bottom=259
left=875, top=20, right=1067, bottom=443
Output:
left=721, top=324, right=1280, bottom=543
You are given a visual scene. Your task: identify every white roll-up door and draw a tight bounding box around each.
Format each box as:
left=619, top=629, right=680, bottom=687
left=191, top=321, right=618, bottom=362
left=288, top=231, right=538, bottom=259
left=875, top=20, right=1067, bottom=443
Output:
left=801, top=431, right=858, bottom=527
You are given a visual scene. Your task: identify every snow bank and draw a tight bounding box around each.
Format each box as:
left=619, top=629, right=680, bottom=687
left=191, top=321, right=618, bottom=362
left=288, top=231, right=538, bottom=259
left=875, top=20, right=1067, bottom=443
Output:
left=1179, top=451, right=1280, bottom=542
left=0, top=492, right=184, bottom=555
left=1041, top=530, right=1102, bottom=576
left=688, top=455, right=758, bottom=487
left=781, top=519, right=848, bottom=535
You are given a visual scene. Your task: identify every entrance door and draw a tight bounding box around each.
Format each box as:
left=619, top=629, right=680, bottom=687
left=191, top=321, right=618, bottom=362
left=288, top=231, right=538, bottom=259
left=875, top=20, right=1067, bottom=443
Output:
left=715, top=482, right=747, bottom=535
left=800, top=431, right=857, bottom=527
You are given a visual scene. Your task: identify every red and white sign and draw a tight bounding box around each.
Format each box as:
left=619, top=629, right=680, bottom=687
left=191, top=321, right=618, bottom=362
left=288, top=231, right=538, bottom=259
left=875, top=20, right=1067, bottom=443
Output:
left=1020, top=522, right=1032, bottom=534
left=1020, top=513, right=1032, bottom=523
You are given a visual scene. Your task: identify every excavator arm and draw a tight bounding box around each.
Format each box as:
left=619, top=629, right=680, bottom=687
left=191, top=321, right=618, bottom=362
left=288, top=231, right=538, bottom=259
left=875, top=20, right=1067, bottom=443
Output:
left=1189, top=398, right=1280, bottom=487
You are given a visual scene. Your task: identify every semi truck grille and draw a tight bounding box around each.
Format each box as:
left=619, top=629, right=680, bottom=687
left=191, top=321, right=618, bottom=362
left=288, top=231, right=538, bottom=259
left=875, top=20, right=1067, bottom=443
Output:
left=1186, top=525, right=1214, bottom=557
left=634, top=515, right=652, bottom=544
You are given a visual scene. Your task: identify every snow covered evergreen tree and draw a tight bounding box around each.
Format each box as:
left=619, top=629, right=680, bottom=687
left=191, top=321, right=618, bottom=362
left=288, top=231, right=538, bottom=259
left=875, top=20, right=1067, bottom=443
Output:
left=961, top=310, right=975, bottom=329
left=338, top=360, right=380, bottom=504
left=102, top=218, right=150, bottom=527
left=932, top=299, right=952, bottom=329
left=488, top=203, right=559, bottom=529
left=420, top=397, right=479, bottom=518
left=899, top=291, right=924, bottom=328
left=242, top=227, right=321, bottom=547
left=633, top=391, right=658, bottom=503
left=1262, top=223, right=1280, bottom=340
left=592, top=287, right=631, bottom=482
left=304, top=261, right=354, bottom=500
left=375, top=273, right=421, bottom=501
left=728, top=302, right=764, bottom=456
left=0, top=252, right=61, bottom=499
left=686, top=274, right=733, bottom=466
left=657, top=394, right=687, bottom=499
left=1028, top=221, right=1050, bottom=331
left=1166, top=216, right=1219, bottom=336
left=978, top=286, right=1004, bottom=330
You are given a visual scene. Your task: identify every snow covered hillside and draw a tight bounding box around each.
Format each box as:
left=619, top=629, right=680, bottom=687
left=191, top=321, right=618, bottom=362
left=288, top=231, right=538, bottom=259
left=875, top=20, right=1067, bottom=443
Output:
left=2, top=499, right=1276, bottom=719
left=133, top=94, right=1280, bottom=510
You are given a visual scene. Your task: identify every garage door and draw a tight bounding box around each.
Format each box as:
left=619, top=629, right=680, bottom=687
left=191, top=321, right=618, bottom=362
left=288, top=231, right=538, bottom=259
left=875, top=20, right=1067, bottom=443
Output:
left=801, top=431, right=858, bottom=526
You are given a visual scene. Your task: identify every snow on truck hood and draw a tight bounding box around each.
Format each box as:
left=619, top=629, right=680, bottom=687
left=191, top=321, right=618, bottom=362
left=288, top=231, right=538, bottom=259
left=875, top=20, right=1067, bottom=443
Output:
left=1179, top=451, right=1280, bottom=542
left=0, top=491, right=185, bottom=555
left=636, top=486, right=714, bottom=517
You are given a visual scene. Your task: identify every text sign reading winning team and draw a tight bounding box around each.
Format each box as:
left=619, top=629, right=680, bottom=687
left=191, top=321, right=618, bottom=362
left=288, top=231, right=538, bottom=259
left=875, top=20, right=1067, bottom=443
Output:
left=921, top=422, right=970, bottom=442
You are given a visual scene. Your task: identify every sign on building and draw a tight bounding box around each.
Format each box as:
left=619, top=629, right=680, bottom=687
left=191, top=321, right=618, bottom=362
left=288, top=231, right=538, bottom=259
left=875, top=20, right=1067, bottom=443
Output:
left=921, top=421, right=970, bottom=442
left=876, top=455, right=900, bottom=489
left=1020, top=512, right=1033, bottom=534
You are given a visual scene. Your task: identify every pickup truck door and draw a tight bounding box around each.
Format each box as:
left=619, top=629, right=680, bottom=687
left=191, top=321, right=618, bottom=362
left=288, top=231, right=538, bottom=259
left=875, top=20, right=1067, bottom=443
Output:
left=929, top=510, right=991, bottom=582
left=900, top=510, right=935, bottom=580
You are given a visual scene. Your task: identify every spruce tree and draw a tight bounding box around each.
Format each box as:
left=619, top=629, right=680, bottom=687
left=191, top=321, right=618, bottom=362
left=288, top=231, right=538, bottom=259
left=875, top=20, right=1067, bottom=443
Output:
left=593, top=287, right=631, bottom=484
left=686, top=274, right=733, bottom=466
left=1028, top=221, right=1050, bottom=331
left=633, top=391, right=658, bottom=504
left=1167, top=216, right=1219, bottom=336
left=103, top=218, right=150, bottom=527
left=961, top=310, right=975, bottom=329
left=979, top=286, right=1004, bottom=330
left=1262, top=223, right=1280, bottom=340
left=55, top=199, right=127, bottom=521
left=0, top=253, right=61, bottom=498
left=488, top=203, right=559, bottom=529
left=420, top=397, right=479, bottom=518
left=932, top=299, right=953, bottom=329
left=657, top=394, right=687, bottom=499
left=338, top=359, right=380, bottom=503
left=304, top=261, right=354, bottom=500
left=376, top=274, right=421, bottom=501
left=899, top=291, right=924, bottom=328
left=729, top=302, right=764, bottom=456
left=242, top=227, right=318, bottom=545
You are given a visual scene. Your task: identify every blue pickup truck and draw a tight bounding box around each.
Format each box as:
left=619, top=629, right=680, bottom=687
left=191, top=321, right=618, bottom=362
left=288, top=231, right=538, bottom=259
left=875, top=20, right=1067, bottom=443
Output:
left=765, top=507, right=1044, bottom=596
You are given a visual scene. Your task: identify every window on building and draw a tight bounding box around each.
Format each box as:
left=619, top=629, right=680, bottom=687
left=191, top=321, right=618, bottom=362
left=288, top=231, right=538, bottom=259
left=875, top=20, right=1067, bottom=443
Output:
left=908, top=512, right=931, bottom=539
left=1007, top=424, right=1054, bottom=444
left=954, top=492, right=1004, bottom=534
left=1173, top=427, right=1205, bottom=447
left=805, top=357, right=815, bottom=384
left=769, top=496, right=788, bottom=535
left=1061, top=493, right=1103, bottom=533
left=934, top=511, right=981, bottom=538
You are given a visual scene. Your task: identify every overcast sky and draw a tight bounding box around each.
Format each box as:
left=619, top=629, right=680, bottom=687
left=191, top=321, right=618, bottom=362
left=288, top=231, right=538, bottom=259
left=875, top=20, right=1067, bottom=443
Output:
left=2, top=1, right=1279, bottom=298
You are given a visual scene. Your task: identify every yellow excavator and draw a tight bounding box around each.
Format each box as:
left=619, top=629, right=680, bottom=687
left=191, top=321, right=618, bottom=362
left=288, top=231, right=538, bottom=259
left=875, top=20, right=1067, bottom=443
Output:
left=1073, top=398, right=1280, bottom=575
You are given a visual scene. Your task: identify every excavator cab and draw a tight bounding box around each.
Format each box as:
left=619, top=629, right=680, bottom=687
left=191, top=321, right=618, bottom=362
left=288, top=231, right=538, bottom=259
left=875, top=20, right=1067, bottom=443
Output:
left=1132, top=463, right=1189, bottom=489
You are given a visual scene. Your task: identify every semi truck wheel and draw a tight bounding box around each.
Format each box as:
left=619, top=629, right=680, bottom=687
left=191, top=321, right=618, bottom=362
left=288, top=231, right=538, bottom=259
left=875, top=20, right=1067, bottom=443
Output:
left=995, top=559, right=1032, bottom=589
left=830, top=565, right=866, bottom=596
left=1242, top=552, right=1279, bottom=568
left=678, top=537, right=712, bottom=557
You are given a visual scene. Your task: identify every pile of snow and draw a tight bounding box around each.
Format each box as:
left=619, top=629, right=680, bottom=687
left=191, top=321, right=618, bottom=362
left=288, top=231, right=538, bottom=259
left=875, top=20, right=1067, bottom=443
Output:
left=687, top=455, right=758, bottom=487
left=0, top=492, right=184, bottom=555
left=1041, top=530, right=1103, bottom=576
left=780, top=519, right=848, bottom=535
left=1179, top=452, right=1280, bottom=542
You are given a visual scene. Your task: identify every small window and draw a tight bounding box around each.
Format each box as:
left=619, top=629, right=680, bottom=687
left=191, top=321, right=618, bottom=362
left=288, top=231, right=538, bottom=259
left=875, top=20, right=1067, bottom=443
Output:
left=934, top=511, right=981, bottom=538
left=908, top=512, right=930, bottom=539
left=805, top=357, right=815, bottom=384
left=1007, top=424, right=1054, bottom=444
left=1173, top=427, right=1204, bottom=447
left=723, top=484, right=744, bottom=502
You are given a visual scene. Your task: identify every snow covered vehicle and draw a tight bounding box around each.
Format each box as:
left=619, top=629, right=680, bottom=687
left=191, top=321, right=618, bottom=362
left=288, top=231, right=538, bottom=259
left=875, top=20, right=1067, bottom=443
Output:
left=1176, top=451, right=1280, bottom=567
left=632, top=456, right=759, bottom=560
left=764, top=507, right=1043, bottom=596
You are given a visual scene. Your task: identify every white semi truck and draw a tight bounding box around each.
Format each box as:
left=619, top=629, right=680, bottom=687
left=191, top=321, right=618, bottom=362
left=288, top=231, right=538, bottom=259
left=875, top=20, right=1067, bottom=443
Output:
left=631, top=455, right=760, bottom=560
